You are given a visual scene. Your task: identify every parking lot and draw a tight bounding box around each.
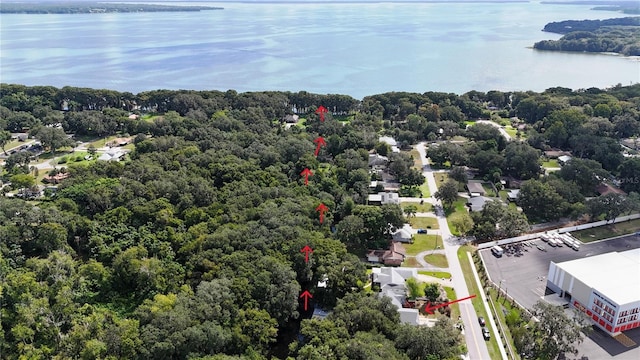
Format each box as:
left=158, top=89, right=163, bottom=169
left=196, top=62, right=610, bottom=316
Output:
left=480, top=233, right=640, bottom=359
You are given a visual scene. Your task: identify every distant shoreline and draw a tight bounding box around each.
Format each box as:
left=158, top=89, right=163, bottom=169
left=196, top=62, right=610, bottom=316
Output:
left=0, top=2, right=223, bottom=14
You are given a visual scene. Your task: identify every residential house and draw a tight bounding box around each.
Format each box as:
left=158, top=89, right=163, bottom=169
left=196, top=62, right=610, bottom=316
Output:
left=379, top=136, right=400, bottom=153
left=107, top=137, right=133, bottom=147
left=98, top=149, right=127, bottom=162
left=43, top=172, right=70, bottom=184
left=391, top=226, right=414, bottom=243
left=467, top=196, right=493, bottom=212
left=557, top=155, right=572, bottom=166
left=595, top=183, right=626, bottom=196
left=507, top=189, right=520, bottom=202
left=368, top=153, right=389, bottom=167
left=544, top=150, right=571, bottom=159
left=371, top=267, right=420, bottom=325
left=368, top=191, right=400, bottom=205
left=367, top=242, right=407, bottom=266
left=466, top=181, right=486, bottom=197
left=284, top=114, right=300, bottom=123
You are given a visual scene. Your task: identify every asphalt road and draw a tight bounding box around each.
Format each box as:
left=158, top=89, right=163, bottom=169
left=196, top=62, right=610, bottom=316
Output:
left=418, top=142, right=492, bottom=360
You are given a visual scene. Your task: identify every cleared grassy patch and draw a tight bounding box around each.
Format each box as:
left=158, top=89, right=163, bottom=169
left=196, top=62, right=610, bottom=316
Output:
left=405, top=235, right=442, bottom=256
left=542, top=159, right=559, bottom=168
left=458, top=245, right=502, bottom=359
left=409, top=216, right=439, bottom=230
left=572, top=218, right=640, bottom=242
left=423, top=253, right=448, bottom=268
left=419, top=181, right=431, bottom=197
left=89, top=135, right=121, bottom=148
left=444, top=286, right=461, bottom=320
left=402, top=257, right=420, bottom=268
left=504, top=125, right=518, bottom=138
left=401, top=201, right=433, bottom=213
left=418, top=270, right=451, bottom=279
left=409, top=148, right=422, bottom=169
left=482, top=183, right=497, bottom=197
left=434, top=173, right=450, bottom=189
left=487, top=288, right=520, bottom=360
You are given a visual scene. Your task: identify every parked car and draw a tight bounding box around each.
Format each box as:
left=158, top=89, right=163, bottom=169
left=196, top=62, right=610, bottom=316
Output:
left=478, top=316, right=485, bottom=326
left=482, top=327, right=490, bottom=340
left=417, top=229, right=427, bottom=234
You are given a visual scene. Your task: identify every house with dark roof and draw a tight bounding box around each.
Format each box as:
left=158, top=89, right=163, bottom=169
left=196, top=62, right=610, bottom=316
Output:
left=466, top=181, right=486, bottom=197
left=367, top=242, right=406, bottom=266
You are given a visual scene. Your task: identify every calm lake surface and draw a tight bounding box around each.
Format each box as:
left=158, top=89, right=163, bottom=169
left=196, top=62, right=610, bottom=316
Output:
left=1, top=1, right=639, bottom=98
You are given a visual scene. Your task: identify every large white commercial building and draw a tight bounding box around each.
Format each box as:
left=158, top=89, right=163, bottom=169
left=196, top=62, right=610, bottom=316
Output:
left=546, top=248, right=640, bottom=335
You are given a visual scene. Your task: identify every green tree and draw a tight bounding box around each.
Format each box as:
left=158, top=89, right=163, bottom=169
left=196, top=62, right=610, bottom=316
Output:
left=406, top=278, right=424, bottom=299
left=530, top=301, right=590, bottom=360
left=434, top=180, right=459, bottom=209
left=9, top=173, right=35, bottom=191
left=0, top=130, right=11, bottom=155
left=403, top=204, right=418, bottom=218
left=32, top=126, right=74, bottom=153
left=618, top=158, right=640, bottom=194
left=586, top=193, right=633, bottom=222
left=449, top=212, right=474, bottom=236
left=424, top=283, right=440, bottom=302
left=517, top=180, right=568, bottom=221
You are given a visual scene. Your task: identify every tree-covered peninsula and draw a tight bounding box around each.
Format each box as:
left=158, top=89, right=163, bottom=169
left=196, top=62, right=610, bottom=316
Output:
left=533, top=17, right=640, bottom=56
left=0, top=2, right=222, bottom=14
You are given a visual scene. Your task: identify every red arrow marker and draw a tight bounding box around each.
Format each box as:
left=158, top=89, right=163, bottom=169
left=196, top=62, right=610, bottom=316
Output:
left=300, top=245, right=313, bottom=263
left=300, top=168, right=313, bottom=186
left=423, top=295, right=476, bottom=315
left=315, top=105, right=328, bottom=122
left=315, top=203, right=328, bottom=224
left=313, top=136, right=326, bottom=157
left=300, top=290, right=313, bottom=311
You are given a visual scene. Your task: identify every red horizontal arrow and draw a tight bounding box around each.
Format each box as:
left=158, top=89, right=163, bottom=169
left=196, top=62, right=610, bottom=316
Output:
left=315, top=203, right=328, bottom=224
left=300, top=245, right=313, bottom=263
left=313, top=136, right=326, bottom=157
left=300, top=168, right=313, bottom=186
left=315, top=105, right=328, bottom=122
left=300, top=290, right=313, bottom=311
left=423, top=294, right=476, bottom=315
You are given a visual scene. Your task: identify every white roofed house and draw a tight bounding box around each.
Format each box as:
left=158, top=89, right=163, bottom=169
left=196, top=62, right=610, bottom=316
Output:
left=368, top=191, right=400, bottom=205
left=98, top=148, right=127, bottom=162
left=391, top=225, right=414, bottom=243
left=371, top=267, right=420, bottom=325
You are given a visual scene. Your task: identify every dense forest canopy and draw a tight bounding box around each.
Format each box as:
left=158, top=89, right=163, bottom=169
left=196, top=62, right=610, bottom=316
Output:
left=534, top=16, right=640, bottom=55
left=0, top=83, right=639, bottom=359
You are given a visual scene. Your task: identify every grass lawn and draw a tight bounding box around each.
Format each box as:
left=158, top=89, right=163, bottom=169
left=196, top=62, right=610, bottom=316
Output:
left=572, top=218, right=640, bottom=242
left=423, top=253, right=448, bottom=267
left=141, top=114, right=161, bottom=123
left=542, top=159, right=559, bottom=168
left=458, top=245, right=502, bottom=359
left=498, top=190, right=508, bottom=202
left=89, top=135, right=122, bottom=148
left=5, top=139, right=23, bottom=151
left=504, top=125, right=518, bottom=138
left=409, top=216, right=439, bottom=230
left=434, top=173, right=450, bottom=189
left=405, top=235, right=443, bottom=256
left=482, top=183, right=497, bottom=197
left=54, top=151, right=94, bottom=166
left=487, top=288, right=520, bottom=360
left=419, top=181, right=431, bottom=197
left=402, top=257, right=420, bottom=268
left=444, top=196, right=468, bottom=218
left=409, top=148, right=422, bottom=169
left=464, top=121, right=476, bottom=126
left=401, top=201, right=433, bottom=213
left=451, top=135, right=468, bottom=142
left=444, top=286, right=461, bottom=320
left=418, top=270, right=451, bottom=279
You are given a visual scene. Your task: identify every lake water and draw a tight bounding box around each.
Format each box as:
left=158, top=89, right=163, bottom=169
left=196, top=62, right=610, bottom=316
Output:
left=1, top=1, right=639, bottom=98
